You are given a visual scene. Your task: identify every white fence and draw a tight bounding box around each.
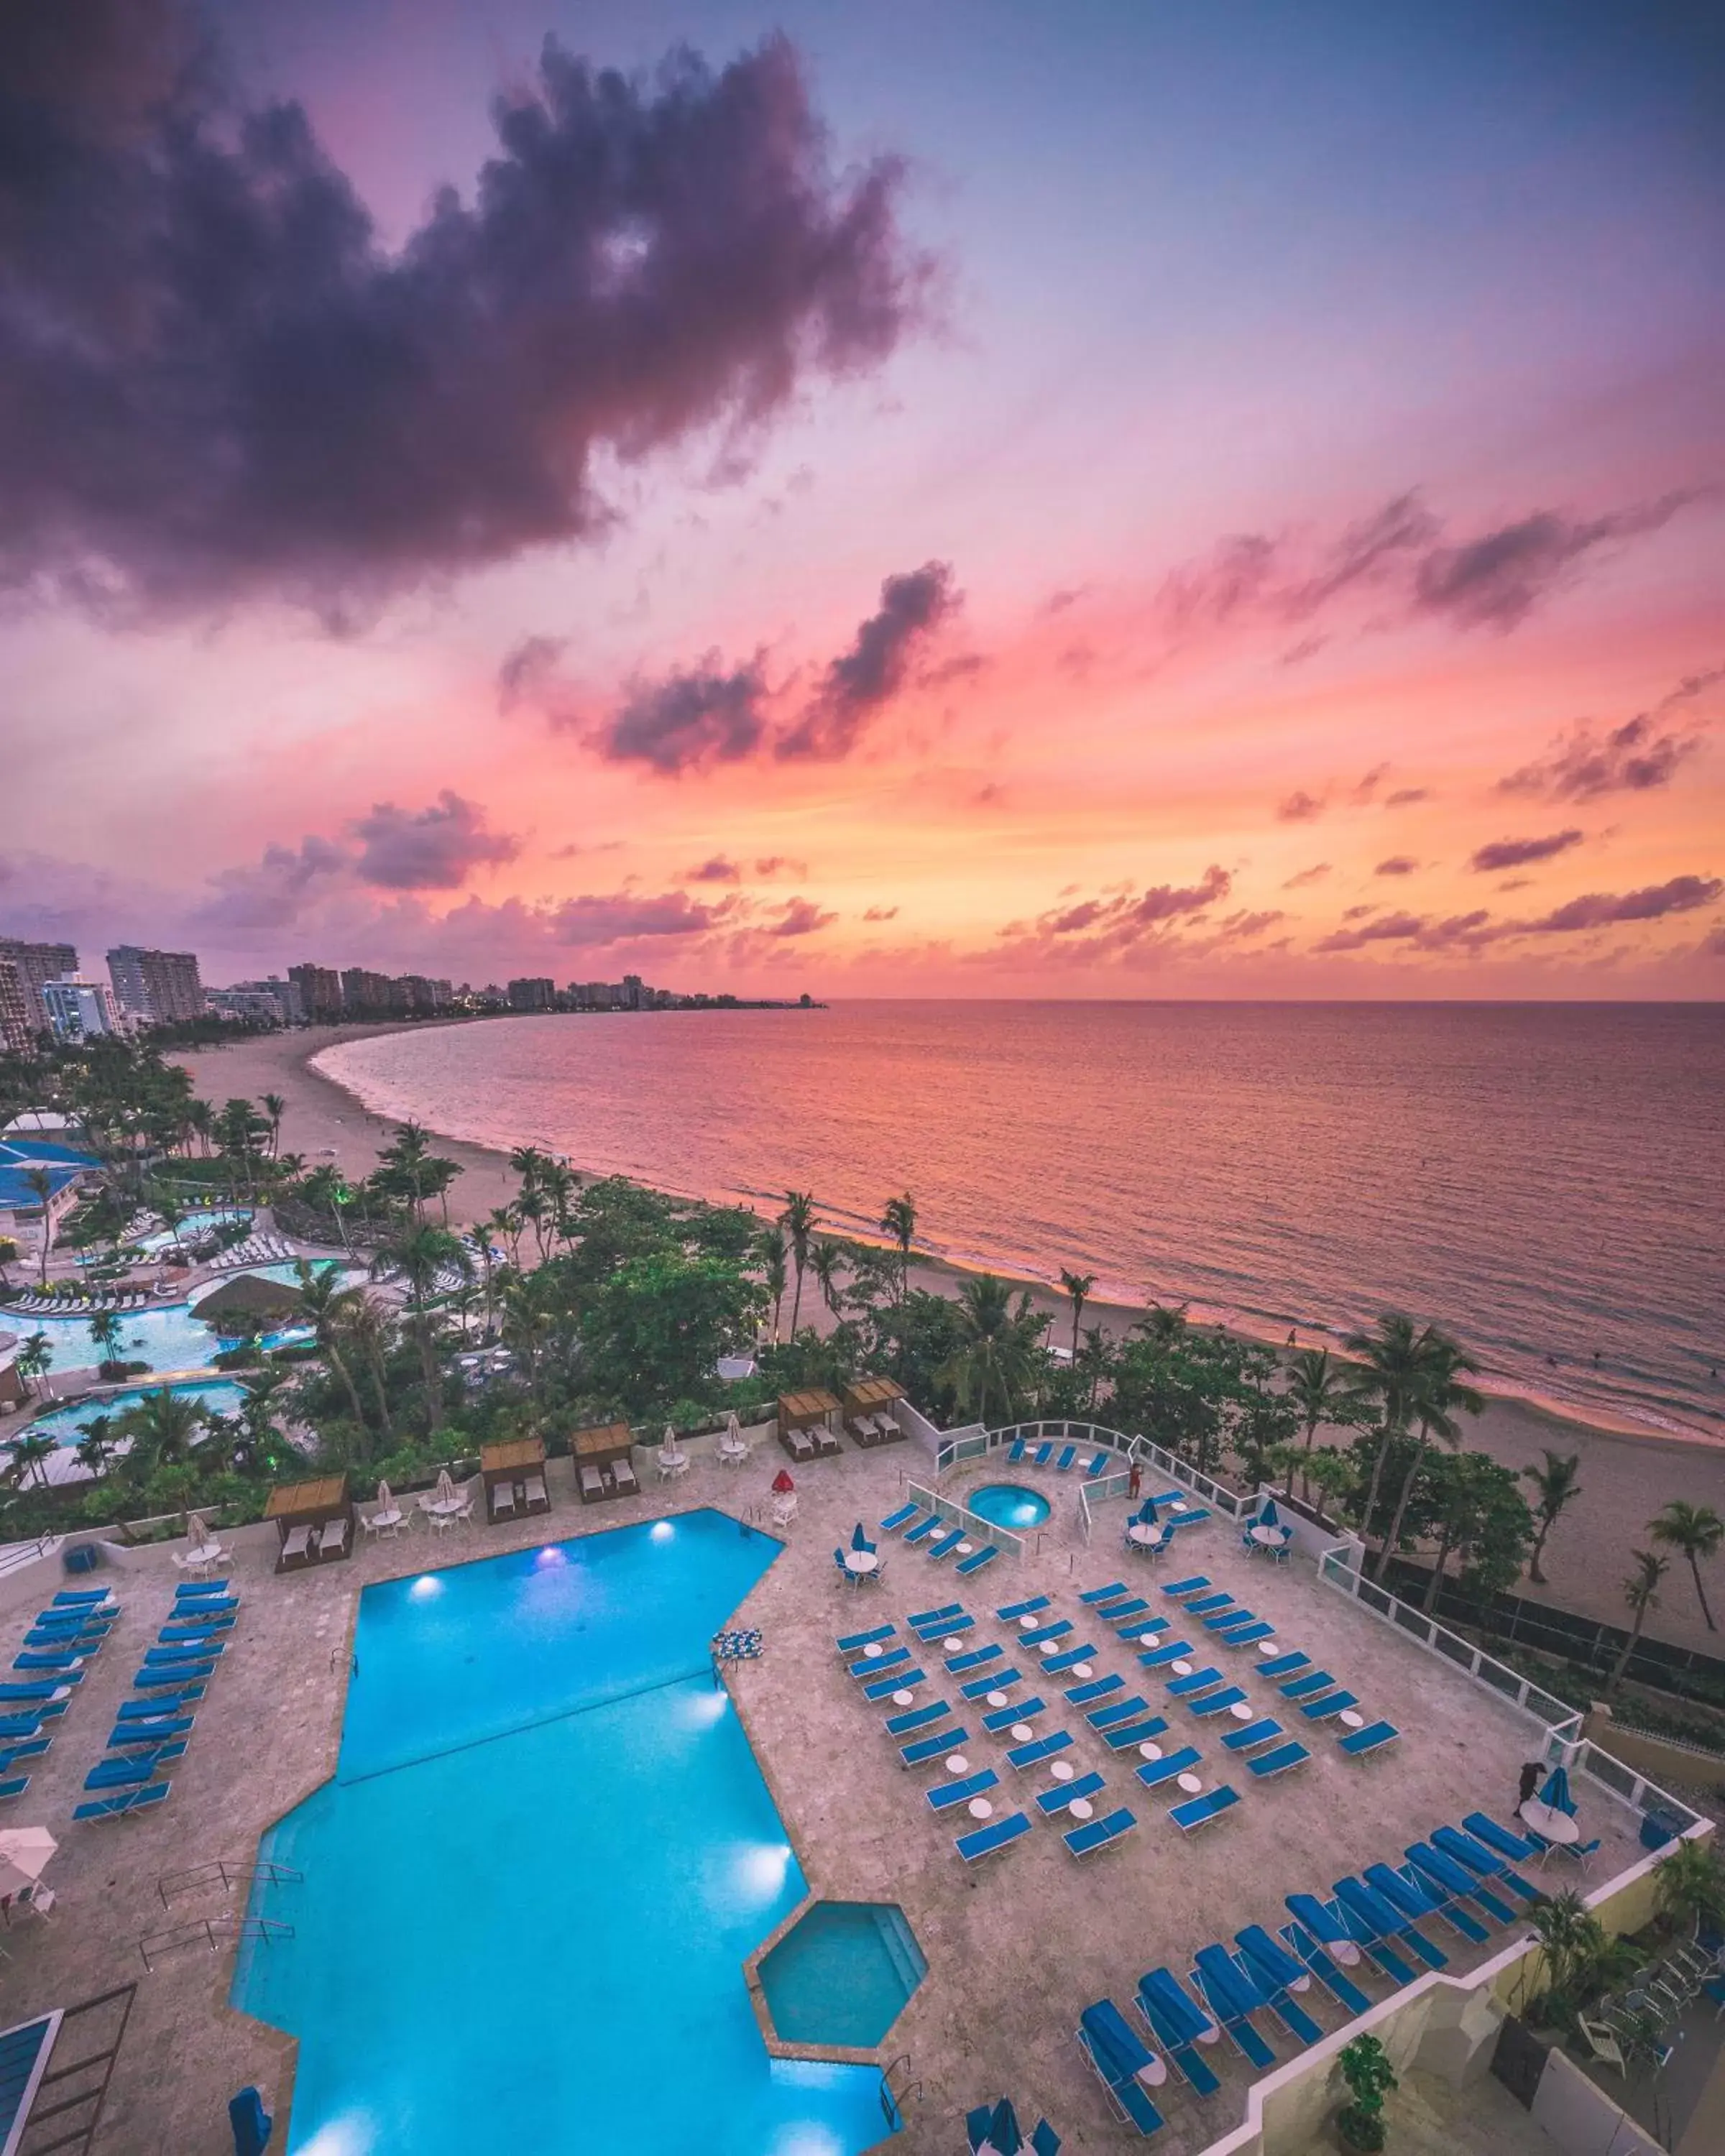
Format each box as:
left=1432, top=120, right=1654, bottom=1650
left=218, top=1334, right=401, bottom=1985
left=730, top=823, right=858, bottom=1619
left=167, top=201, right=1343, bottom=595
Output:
left=903, top=1480, right=1024, bottom=1562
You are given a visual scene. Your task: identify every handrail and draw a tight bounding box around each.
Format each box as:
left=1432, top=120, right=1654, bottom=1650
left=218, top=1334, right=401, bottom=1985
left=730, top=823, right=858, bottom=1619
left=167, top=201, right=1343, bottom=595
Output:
left=0, top=1532, right=58, bottom=1580
left=138, top=1915, right=293, bottom=1973
left=879, top=2053, right=919, bottom=2130
left=157, top=1858, right=303, bottom=1909
left=905, top=1480, right=1021, bottom=1560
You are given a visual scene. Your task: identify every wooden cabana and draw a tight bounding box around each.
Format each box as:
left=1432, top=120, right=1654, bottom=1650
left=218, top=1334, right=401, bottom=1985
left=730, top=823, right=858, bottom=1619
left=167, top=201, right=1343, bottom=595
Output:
left=841, top=1376, right=906, bottom=1448
left=195, top=1272, right=303, bottom=1335
left=481, top=1436, right=550, bottom=1526
left=572, top=1422, right=640, bottom=1506
left=776, top=1389, right=842, bottom=1463
left=264, top=1474, right=352, bottom=1572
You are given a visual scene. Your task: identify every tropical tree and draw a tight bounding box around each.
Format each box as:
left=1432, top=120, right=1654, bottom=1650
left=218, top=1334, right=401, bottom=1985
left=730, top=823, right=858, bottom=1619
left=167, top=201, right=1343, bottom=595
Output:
left=337, top=1294, right=395, bottom=1438
left=1607, top=1549, right=1668, bottom=1697
left=14, top=1332, right=51, bottom=1399
left=1649, top=1501, right=1722, bottom=1632
left=262, top=1092, right=287, bottom=1156
left=4, top=1431, right=58, bottom=1490
left=1343, top=1313, right=1444, bottom=1564
left=293, top=1261, right=369, bottom=1433
left=1376, top=1332, right=1484, bottom=1581
left=371, top=1225, right=470, bottom=1433
left=1304, top=1447, right=1356, bottom=1529
left=1286, top=1346, right=1351, bottom=1488
left=88, top=1309, right=123, bottom=1368
left=1135, top=1302, right=1189, bottom=1349
left=757, top=1226, right=787, bottom=1341
left=114, top=1388, right=212, bottom=1474
left=1059, top=1269, right=1096, bottom=1365
left=780, top=1192, right=817, bottom=1336
left=23, top=1166, right=55, bottom=1286
left=880, top=1193, right=917, bottom=1301
left=1522, top=1450, right=1583, bottom=1586
left=811, top=1237, right=849, bottom=1318
left=73, top=1415, right=117, bottom=1480
left=937, top=1274, right=1046, bottom=1427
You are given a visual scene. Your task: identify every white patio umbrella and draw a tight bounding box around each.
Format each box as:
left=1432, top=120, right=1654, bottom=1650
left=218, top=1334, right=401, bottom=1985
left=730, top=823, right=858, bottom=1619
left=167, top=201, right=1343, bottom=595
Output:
left=724, top=1411, right=741, bottom=1439
left=434, top=1468, right=455, bottom=1504
left=661, top=1423, right=685, bottom=1462
left=185, top=1510, right=210, bottom=1552
left=0, top=1828, right=57, bottom=1898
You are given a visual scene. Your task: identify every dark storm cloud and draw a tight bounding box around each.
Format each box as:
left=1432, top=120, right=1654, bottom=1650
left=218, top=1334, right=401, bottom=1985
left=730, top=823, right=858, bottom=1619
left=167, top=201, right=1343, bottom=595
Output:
left=776, top=561, right=960, bottom=760
left=1412, top=496, right=1693, bottom=630
left=1469, top=829, right=1585, bottom=872
left=351, top=792, right=520, bottom=890
left=0, top=12, right=929, bottom=614
left=598, top=658, right=770, bottom=774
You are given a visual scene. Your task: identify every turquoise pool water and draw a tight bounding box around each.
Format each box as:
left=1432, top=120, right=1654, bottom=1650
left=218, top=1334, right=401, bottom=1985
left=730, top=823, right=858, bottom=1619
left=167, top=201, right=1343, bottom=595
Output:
left=1, top=1262, right=350, bottom=1377
left=968, top=1483, right=1052, bottom=1531
left=133, top=1209, right=252, bottom=1252
left=235, top=1512, right=889, bottom=2155
left=759, top=1902, right=926, bottom=2047
left=25, top=1378, right=251, bottom=1447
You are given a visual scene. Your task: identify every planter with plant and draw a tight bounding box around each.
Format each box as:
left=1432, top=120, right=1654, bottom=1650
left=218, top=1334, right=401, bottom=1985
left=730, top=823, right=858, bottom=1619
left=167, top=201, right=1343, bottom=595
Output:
left=1521, top=1892, right=1643, bottom=2035
left=1335, top=2034, right=1397, bottom=2153
left=1652, top=1835, right=1725, bottom=1943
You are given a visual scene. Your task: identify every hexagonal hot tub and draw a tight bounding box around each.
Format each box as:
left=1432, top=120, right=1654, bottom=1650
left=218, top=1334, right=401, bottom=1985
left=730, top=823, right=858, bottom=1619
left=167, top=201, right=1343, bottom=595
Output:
left=756, top=1900, right=927, bottom=2048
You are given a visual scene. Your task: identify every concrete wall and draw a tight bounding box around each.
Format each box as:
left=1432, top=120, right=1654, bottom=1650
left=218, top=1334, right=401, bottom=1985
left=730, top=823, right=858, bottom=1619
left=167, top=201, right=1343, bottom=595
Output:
left=1532, top=2048, right=1663, bottom=2156
left=1582, top=1703, right=1725, bottom=1800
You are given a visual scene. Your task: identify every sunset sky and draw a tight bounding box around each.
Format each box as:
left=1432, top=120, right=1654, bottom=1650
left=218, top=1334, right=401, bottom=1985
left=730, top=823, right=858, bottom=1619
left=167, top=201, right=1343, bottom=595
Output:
left=3, top=0, right=1721, bottom=996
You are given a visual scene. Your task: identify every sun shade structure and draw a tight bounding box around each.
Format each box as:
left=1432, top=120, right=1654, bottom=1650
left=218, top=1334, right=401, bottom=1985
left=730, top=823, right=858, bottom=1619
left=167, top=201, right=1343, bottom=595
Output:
left=842, top=1376, right=906, bottom=1447
left=572, top=1422, right=637, bottom=1504
left=777, top=1390, right=842, bottom=1461
left=264, top=1475, right=351, bottom=1572
left=481, top=1436, right=548, bottom=1525
left=192, top=1273, right=305, bottom=1332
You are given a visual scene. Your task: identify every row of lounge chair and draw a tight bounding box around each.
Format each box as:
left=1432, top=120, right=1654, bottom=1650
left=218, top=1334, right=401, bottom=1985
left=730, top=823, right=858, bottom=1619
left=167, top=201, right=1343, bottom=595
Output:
left=879, top=1502, right=1000, bottom=1577
left=578, top=1456, right=638, bottom=1503
left=73, top=1577, right=240, bottom=1821
left=209, top=1235, right=295, bottom=1270
left=0, top=1583, right=135, bottom=1801
left=4, top=1287, right=155, bottom=1314
left=1004, top=1437, right=1112, bottom=1475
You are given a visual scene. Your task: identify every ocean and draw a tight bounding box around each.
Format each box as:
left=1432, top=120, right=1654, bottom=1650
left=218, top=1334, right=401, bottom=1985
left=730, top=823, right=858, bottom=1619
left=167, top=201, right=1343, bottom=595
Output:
left=316, top=1001, right=1725, bottom=1439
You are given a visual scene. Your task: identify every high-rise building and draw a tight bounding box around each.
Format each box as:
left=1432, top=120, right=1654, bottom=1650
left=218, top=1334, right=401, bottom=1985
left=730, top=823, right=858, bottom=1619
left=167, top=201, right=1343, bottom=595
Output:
left=41, top=977, right=119, bottom=1041
left=288, top=962, right=344, bottom=1022
left=622, top=973, right=645, bottom=1011
left=507, top=977, right=556, bottom=1012
left=0, top=940, right=80, bottom=1036
left=0, top=955, right=32, bottom=1054
left=106, top=946, right=205, bottom=1026
left=339, top=967, right=392, bottom=1012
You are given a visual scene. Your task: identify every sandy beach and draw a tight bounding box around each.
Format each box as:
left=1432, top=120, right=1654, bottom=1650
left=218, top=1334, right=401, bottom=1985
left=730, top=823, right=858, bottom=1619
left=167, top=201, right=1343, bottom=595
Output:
left=173, top=1021, right=1725, bottom=1662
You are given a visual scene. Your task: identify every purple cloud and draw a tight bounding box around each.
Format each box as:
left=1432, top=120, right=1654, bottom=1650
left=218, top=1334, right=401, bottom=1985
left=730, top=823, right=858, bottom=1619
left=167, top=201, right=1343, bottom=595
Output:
left=0, top=16, right=929, bottom=615
left=1524, top=875, right=1721, bottom=934
left=1276, top=790, right=1326, bottom=824
left=684, top=857, right=742, bottom=883
left=351, top=793, right=520, bottom=890
left=776, top=561, right=960, bottom=760
left=770, top=897, right=836, bottom=936
left=1413, top=496, right=1692, bottom=630
left=1469, top=829, right=1585, bottom=872
left=599, top=658, right=769, bottom=774
left=548, top=891, right=721, bottom=945
left=1314, top=912, right=1426, bottom=952
left=1282, top=862, right=1331, bottom=889
left=1498, top=673, right=1718, bottom=799
left=193, top=835, right=348, bottom=931
left=1375, top=856, right=1419, bottom=877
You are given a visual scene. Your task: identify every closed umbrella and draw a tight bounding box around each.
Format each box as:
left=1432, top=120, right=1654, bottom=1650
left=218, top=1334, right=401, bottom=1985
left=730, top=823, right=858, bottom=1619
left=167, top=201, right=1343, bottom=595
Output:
left=1259, top=1498, right=1279, bottom=1529
left=661, top=1423, right=685, bottom=1462
left=771, top=1468, right=795, bottom=1495
left=377, top=1479, right=392, bottom=1512
left=725, top=1410, right=742, bottom=1439
left=985, top=2096, right=1024, bottom=2155
left=0, top=1827, right=57, bottom=1897
left=851, top=1522, right=870, bottom=1552
left=1540, top=1765, right=1575, bottom=1815
left=434, top=1468, right=455, bottom=1505
left=185, top=1510, right=209, bottom=1552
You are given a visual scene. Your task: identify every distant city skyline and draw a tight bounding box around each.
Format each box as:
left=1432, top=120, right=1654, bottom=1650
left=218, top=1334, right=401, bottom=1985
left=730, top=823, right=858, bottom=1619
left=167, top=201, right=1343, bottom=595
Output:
left=1, top=1, right=1721, bottom=997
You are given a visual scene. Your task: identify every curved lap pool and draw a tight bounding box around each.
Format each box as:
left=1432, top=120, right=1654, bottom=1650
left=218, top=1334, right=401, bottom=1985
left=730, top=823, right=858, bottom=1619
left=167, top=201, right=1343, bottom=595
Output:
left=236, top=1512, right=887, bottom=2155
left=967, top=1483, right=1052, bottom=1531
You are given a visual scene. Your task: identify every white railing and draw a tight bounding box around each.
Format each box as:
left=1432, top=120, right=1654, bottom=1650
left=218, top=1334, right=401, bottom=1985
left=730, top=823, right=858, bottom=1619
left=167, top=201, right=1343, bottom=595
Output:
left=932, top=1426, right=990, bottom=1475
left=904, top=1480, right=1024, bottom=1562
left=1076, top=1473, right=1133, bottom=1544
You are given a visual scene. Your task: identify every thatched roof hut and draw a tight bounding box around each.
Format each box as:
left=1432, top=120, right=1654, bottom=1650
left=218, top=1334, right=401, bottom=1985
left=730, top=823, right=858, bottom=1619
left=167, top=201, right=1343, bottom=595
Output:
left=195, top=1272, right=305, bottom=1333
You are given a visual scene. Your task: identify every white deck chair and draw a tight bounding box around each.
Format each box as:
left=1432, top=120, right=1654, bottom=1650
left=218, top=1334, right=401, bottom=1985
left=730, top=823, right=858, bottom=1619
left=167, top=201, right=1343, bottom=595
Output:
left=610, top=1456, right=640, bottom=1496
left=522, top=1475, right=548, bottom=1513
left=491, top=1482, right=518, bottom=1521
left=579, top=1464, right=604, bottom=1500
left=281, top=1524, right=313, bottom=1564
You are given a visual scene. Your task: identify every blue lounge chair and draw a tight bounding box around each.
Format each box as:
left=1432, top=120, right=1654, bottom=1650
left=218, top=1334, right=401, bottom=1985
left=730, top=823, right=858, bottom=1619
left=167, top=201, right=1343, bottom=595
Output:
left=928, top=1767, right=1000, bottom=1812
left=850, top=1646, right=909, bottom=1680
left=1367, top=1862, right=1489, bottom=1947
left=916, top=1612, right=974, bottom=1641
left=962, top=1667, right=1021, bottom=1700
left=1085, top=1452, right=1109, bottom=1476
left=985, top=1697, right=1043, bottom=1733
left=1222, top=1717, right=1283, bottom=1752
left=1080, top=1581, right=1128, bottom=1603
left=1066, top=1807, right=1136, bottom=1858
left=133, top=1662, right=213, bottom=1690
left=1166, top=1505, right=1213, bottom=1530
left=1301, top=1690, right=1358, bottom=1721
left=838, top=1622, right=896, bottom=1656
left=0, top=1679, right=78, bottom=1702
left=903, top=1516, right=941, bottom=1545
left=1116, top=1616, right=1167, bottom=1642
left=1133, top=1968, right=1222, bottom=2097
left=1247, top=1741, right=1311, bottom=1779
left=52, top=1587, right=114, bottom=1606
left=1166, top=1666, right=1225, bottom=1698
left=908, top=1601, right=962, bottom=1631
left=1021, top=1621, right=1072, bottom=1646
left=956, top=1810, right=1031, bottom=1862
left=1007, top=1437, right=1029, bottom=1464
left=1036, top=1771, right=1106, bottom=1816
left=175, top=1577, right=230, bottom=1595
left=159, top=1618, right=233, bottom=1642
left=1284, top=1892, right=1370, bottom=1965
left=1041, top=1643, right=1098, bottom=1673
left=1220, top=1621, right=1276, bottom=1648
left=1162, top=1575, right=1209, bottom=1598
left=928, top=1529, right=965, bottom=1561
left=1279, top=1670, right=1335, bottom=1700
left=108, top=1716, right=193, bottom=1749
left=0, top=1737, right=49, bottom=1765
left=172, top=1595, right=236, bottom=1614
left=1077, top=2001, right=1166, bottom=2137
left=1095, top=1593, right=1147, bottom=1620
left=73, top=1780, right=171, bottom=1822
left=998, top=1595, right=1052, bottom=1621
left=144, top=1641, right=225, bottom=1664
left=1322, top=1897, right=1417, bottom=1988
left=957, top=1547, right=999, bottom=1577
left=0, top=1705, right=64, bottom=1734
left=885, top=1700, right=949, bottom=1737
left=1188, top=1687, right=1249, bottom=1719
left=1171, top=1787, right=1239, bottom=1834
left=1054, top=1445, right=1077, bottom=1472
left=86, top=1747, right=185, bottom=1789
left=1135, top=1746, right=1202, bottom=1789
left=1222, top=1935, right=1325, bottom=2046
left=1406, top=1843, right=1517, bottom=1926
left=1333, top=1877, right=1448, bottom=1970
left=1463, top=1811, right=1541, bottom=1863
left=900, top=1727, right=966, bottom=1769
left=1202, top=1608, right=1257, bottom=1634
left=1432, top=1825, right=1537, bottom=1903
left=1102, top=1716, right=1169, bottom=1752
left=1088, top=1695, right=1150, bottom=1730
left=1065, top=1674, right=1123, bottom=1706
left=880, top=1503, right=919, bottom=1534
left=1339, top=1720, right=1399, bottom=1759
left=1279, top=1921, right=1374, bottom=2017
left=947, top=1644, right=1001, bottom=1673
left=863, top=1667, right=924, bottom=1700
left=1033, top=1443, right=1054, bottom=1466
left=1137, top=1639, right=1192, bottom=1670
left=13, top=1651, right=85, bottom=1672
left=1189, top=1947, right=1276, bottom=2068
left=1183, top=1593, right=1233, bottom=1618
left=230, top=2086, right=272, bottom=2156
left=1007, top=1730, right=1072, bottom=1771
left=0, top=1777, right=27, bottom=1802
left=1256, top=1651, right=1310, bottom=1680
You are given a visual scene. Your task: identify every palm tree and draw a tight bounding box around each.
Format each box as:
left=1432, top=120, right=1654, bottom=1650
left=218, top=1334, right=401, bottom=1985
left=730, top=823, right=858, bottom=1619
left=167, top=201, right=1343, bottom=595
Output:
left=293, top=1261, right=369, bottom=1433
left=1287, top=1346, right=1350, bottom=1480
left=1342, top=1313, right=1443, bottom=1560
left=1376, top=1332, right=1483, bottom=1583
left=780, top=1192, right=817, bottom=1337
left=88, top=1309, right=123, bottom=1368
left=1522, top=1450, right=1583, bottom=1586
left=880, top=1193, right=917, bottom=1301
left=1135, top=1301, right=1189, bottom=1349
left=1607, top=1550, right=1668, bottom=1697
left=14, top=1333, right=51, bottom=1399
left=262, top=1092, right=287, bottom=1157
left=758, top=1227, right=788, bottom=1341
left=1649, top=1501, right=1723, bottom=1632
left=338, top=1294, right=395, bottom=1437
left=372, top=1225, right=469, bottom=1434
left=492, top=1202, right=525, bottom=1271
left=811, top=1238, right=849, bottom=1318
left=1059, top=1270, right=1096, bottom=1365
left=73, top=1414, right=116, bottom=1480
left=937, top=1275, right=1044, bottom=1427
left=115, top=1388, right=211, bottom=1473
left=4, top=1431, right=57, bottom=1490
left=540, top=1161, right=576, bottom=1249
left=185, top=1099, right=216, bottom=1157
left=23, top=1167, right=55, bottom=1288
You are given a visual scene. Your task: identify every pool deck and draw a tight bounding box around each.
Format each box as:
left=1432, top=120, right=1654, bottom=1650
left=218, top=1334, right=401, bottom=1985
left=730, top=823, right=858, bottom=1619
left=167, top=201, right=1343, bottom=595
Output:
left=0, top=1442, right=1646, bottom=2155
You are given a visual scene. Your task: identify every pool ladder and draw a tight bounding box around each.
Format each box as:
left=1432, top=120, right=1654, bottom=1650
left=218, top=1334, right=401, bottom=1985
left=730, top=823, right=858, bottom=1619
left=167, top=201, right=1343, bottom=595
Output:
left=879, top=2053, right=920, bottom=2131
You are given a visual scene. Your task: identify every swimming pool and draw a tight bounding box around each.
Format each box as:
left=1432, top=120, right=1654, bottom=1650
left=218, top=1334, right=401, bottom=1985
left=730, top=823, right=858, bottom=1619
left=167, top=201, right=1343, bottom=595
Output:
left=759, top=1902, right=926, bottom=2047
left=132, top=1209, right=252, bottom=1253
left=235, top=1513, right=890, bottom=2155
left=0, top=1262, right=351, bottom=1376
left=24, top=1379, right=254, bottom=1483
left=967, top=1483, right=1052, bottom=1531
